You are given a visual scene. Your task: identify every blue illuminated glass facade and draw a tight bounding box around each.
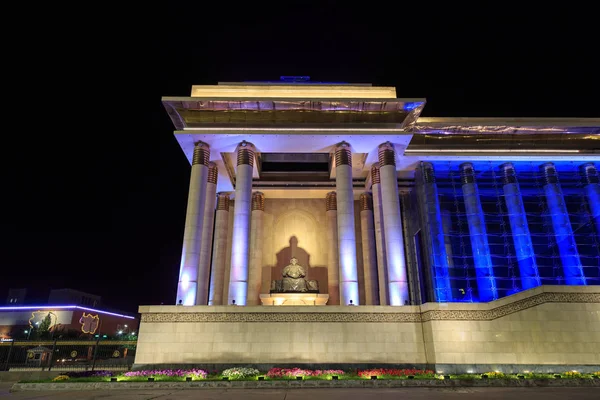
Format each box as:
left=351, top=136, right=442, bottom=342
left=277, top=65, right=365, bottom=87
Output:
left=412, top=161, right=600, bottom=303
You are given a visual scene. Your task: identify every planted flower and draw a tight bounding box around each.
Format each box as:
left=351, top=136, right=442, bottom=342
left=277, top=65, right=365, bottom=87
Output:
left=266, top=368, right=344, bottom=379
left=122, top=369, right=208, bottom=379
left=483, top=372, right=506, bottom=379
left=222, top=368, right=260, bottom=379
left=357, top=368, right=435, bottom=379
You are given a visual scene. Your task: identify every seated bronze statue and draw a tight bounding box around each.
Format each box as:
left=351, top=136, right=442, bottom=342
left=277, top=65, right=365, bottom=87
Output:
left=271, top=257, right=319, bottom=293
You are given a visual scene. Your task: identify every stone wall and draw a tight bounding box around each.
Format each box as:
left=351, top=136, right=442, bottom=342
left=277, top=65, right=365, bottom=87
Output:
left=136, top=286, right=600, bottom=372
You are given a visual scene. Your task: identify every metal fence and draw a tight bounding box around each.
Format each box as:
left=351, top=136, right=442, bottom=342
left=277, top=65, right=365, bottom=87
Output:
left=0, top=340, right=137, bottom=371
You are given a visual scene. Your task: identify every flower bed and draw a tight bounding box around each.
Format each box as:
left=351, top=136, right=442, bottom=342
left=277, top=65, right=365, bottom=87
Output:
left=121, top=369, right=208, bottom=380
left=222, top=367, right=260, bottom=379
left=27, top=368, right=600, bottom=383
left=358, top=368, right=435, bottom=379
left=266, top=368, right=345, bottom=379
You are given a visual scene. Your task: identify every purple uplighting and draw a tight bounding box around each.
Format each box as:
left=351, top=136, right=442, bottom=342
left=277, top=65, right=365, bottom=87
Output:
left=0, top=305, right=136, bottom=319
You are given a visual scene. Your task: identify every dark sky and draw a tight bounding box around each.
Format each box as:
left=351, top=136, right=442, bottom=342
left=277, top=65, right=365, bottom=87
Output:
left=2, top=4, right=598, bottom=313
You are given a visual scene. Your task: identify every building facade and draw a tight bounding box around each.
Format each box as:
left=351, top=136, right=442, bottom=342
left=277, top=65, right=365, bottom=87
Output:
left=0, top=289, right=137, bottom=340
left=133, top=80, right=600, bottom=370
left=163, top=80, right=599, bottom=307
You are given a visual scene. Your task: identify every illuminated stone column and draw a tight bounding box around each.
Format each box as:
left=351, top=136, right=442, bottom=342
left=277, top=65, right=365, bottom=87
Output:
left=208, top=193, right=230, bottom=305
left=418, top=162, right=453, bottom=302
left=334, top=142, right=359, bottom=305
left=541, top=163, right=586, bottom=285
left=195, top=162, right=218, bottom=305
left=371, top=165, right=388, bottom=305
left=500, top=163, right=540, bottom=290
left=176, top=141, right=209, bottom=305
left=580, top=163, right=600, bottom=242
left=326, top=192, right=340, bottom=305
left=247, top=192, right=265, bottom=305
left=228, top=141, right=256, bottom=305
left=378, top=142, right=409, bottom=305
left=360, top=192, right=379, bottom=305
left=460, top=163, right=497, bottom=302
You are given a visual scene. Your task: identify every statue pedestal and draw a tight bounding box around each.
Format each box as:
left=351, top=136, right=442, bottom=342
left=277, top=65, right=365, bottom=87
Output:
left=260, top=293, right=329, bottom=306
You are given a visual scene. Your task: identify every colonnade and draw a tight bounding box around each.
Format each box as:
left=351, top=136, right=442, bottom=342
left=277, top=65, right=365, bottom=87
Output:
left=177, top=140, right=596, bottom=306
left=176, top=140, right=411, bottom=306
left=418, top=162, right=592, bottom=303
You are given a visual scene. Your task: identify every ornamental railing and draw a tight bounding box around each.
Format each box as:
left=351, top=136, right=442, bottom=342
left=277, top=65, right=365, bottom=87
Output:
left=0, top=339, right=137, bottom=371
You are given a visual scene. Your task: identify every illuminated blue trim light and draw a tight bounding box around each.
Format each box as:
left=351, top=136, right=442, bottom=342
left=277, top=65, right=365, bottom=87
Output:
left=403, top=102, right=420, bottom=112
left=0, top=305, right=136, bottom=319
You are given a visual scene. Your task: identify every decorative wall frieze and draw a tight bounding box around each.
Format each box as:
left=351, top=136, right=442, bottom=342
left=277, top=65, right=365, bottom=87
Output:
left=141, top=312, right=422, bottom=323
left=421, top=292, right=600, bottom=322
left=141, top=292, right=600, bottom=323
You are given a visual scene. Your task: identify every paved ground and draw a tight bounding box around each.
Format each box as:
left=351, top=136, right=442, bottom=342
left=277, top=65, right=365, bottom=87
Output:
left=1, top=384, right=599, bottom=400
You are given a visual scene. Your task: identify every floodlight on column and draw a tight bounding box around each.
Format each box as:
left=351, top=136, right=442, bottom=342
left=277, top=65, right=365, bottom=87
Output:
left=580, top=163, right=600, bottom=243
left=177, top=141, right=210, bottom=305
left=208, top=193, right=230, bottom=305
left=378, top=142, right=409, bottom=305
left=418, top=162, right=452, bottom=302
left=500, top=163, right=540, bottom=290
left=247, top=191, right=265, bottom=305
left=459, top=163, right=497, bottom=302
left=360, top=192, right=379, bottom=305
left=334, top=142, right=359, bottom=305
left=196, top=162, right=218, bottom=305
left=371, top=164, right=388, bottom=305
left=540, top=163, right=586, bottom=285
left=326, top=191, right=340, bottom=305
left=228, top=141, right=256, bottom=306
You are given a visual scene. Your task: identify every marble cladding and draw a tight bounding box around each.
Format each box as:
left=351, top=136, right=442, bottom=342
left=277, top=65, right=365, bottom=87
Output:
left=136, top=286, right=600, bottom=367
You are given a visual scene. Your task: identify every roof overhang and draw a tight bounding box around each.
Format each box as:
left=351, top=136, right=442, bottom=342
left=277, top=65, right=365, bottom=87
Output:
left=162, top=97, right=426, bottom=131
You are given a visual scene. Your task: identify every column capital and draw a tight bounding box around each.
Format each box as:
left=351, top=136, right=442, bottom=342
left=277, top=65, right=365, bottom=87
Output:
left=326, top=191, right=337, bottom=211
left=377, top=142, right=396, bottom=167
left=420, top=161, right=436, bottom=184
left=216, top=193, right=230, bottom=211
left=207, top=162, right=218, bottom=184
left=459, top=162, right=476, bottom=184
left=335, top=142, right=352, bottom=167
left=359, top=192, right=373, bottom=211
left=540, top=162, right=559, bottom=184
left=370, top=164, right=380, bottom=185
left=580, top=163, right=599, bottom=185
left=236, top=141, right=256, bottom=167
left=499, top=163, right=517, bottom=185
left=192, top=141, right=210, bottom=166
left=251, top=191, right=265, bottom=211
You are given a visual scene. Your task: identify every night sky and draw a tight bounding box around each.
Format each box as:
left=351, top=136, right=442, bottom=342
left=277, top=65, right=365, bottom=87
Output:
left=2, top=4, right=598, bottom=313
